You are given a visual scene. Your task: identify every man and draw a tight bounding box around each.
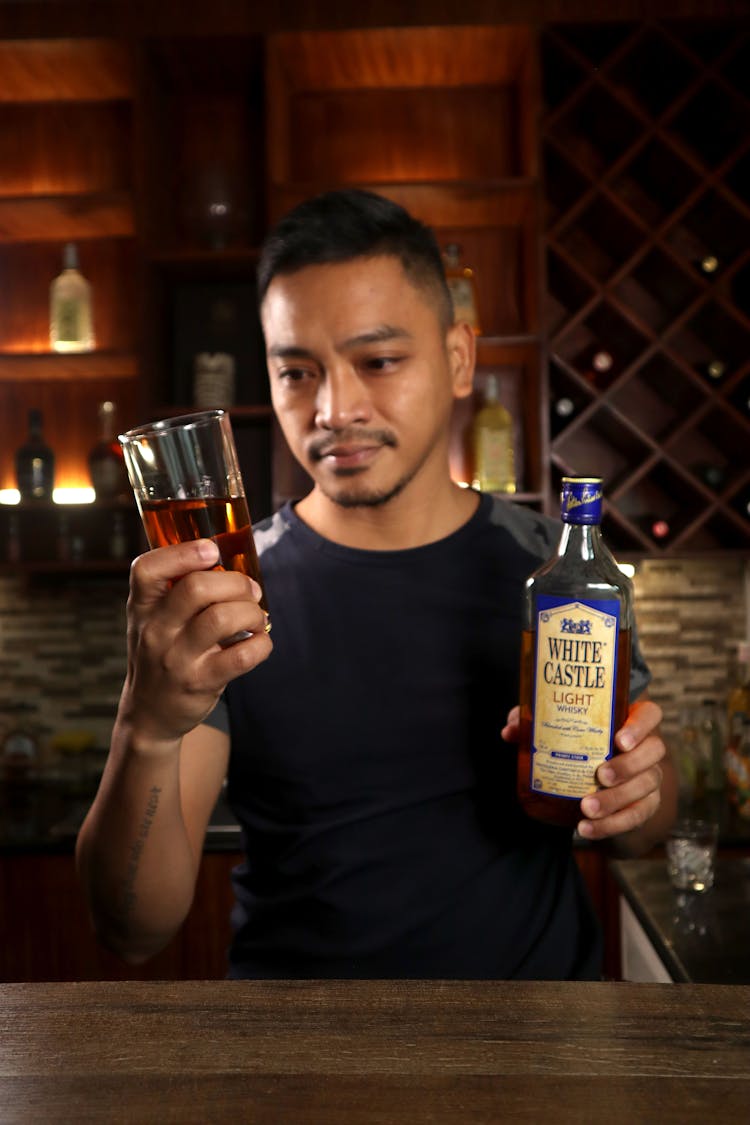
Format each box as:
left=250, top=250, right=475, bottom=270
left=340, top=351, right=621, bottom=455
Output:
left=76, top=189, right=677, bottom=979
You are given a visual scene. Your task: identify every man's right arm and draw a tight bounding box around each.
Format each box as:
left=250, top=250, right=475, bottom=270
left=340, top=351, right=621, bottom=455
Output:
left=75, top=538, right=272, bottom=963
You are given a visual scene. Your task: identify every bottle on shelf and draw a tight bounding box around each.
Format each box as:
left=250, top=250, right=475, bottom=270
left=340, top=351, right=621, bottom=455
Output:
left=470, top=374, right=516, bottom=494
left=727, top=641, right=750, bottom=747
left=88, top=401, right=130, bottom=502
left=517, top=477, right=634, bottom=827
left=109, top=511, right=129, bottom=560
left=442, top=243, right=481, bottom=334
left=7, top=513, right=21, bottom=564
left=725, top=716, right=750, bottom=820
left=193, top=352, right=236, bottom=409
left=49, top=242, right=95, bottom=354
left=15, top=409, right=55, bottom=503
left=699, top=698, right=725, bottom=793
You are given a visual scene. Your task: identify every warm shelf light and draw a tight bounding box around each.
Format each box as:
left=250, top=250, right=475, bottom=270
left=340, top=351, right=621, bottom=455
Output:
left=0, top=489, right=20, bottom=505
left=618, top=562, right=636, bottom=578
left=52, top=487, right=96, bottom=505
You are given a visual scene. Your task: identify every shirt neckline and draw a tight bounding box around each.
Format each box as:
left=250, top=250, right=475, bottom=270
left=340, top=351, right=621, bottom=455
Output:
left=279, top=491, right=494, bottom=563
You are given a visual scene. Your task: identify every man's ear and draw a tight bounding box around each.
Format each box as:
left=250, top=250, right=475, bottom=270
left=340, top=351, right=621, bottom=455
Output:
left=446, top=320, right=476, bottom=400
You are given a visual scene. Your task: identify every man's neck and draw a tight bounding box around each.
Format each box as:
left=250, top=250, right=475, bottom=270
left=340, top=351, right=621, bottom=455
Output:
left=294, top=481, right=480, bottom=551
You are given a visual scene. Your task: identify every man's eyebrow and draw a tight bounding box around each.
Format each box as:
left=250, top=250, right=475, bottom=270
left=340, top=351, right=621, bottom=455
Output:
left=267, top=344, right=314, bottom=360
left=340, top=324, right=414, bottom=349
left=267, top=325, right=413, bottom=361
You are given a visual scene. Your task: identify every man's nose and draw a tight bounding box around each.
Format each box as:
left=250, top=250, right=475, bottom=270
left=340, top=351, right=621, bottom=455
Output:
left=314, top=366, right=370, bottom=430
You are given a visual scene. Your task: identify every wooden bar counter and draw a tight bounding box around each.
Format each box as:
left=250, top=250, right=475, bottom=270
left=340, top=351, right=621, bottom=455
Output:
left=1, top=979, right=748, bottom=1123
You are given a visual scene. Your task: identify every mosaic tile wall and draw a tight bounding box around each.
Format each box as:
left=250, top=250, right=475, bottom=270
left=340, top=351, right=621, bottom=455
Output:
left=0, top=558, right=747, bottom=760
left=632, top=557, right=749, bottom=743
left=0, top=575, right=128, bottom=759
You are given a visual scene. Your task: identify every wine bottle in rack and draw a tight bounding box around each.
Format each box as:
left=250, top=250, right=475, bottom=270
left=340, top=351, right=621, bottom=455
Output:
left=551, top=395, right=576, bottom=437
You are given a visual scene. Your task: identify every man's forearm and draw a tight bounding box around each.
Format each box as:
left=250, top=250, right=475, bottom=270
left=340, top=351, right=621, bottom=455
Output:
left=75, top=723, right=199, bottom=963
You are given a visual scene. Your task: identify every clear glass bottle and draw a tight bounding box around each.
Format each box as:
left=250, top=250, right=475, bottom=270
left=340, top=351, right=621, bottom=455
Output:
left=15, top=409, right=55, bottom=502
left=517, top=477, right=634, bottom=827
left=49, top=242, right=95, bottom=353
left=470, top=374, right=516, bottom=494
left=442, top=242, right=481, bottom=334
left=88, top=401, right=129, bottom=502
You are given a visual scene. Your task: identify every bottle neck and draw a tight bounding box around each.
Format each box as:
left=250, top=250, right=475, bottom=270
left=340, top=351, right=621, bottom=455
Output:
left=558, top=520, right=602, bottom=561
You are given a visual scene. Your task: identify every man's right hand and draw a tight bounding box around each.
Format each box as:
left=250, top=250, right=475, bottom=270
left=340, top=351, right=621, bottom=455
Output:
left=122, top=538, right=273, bottom=749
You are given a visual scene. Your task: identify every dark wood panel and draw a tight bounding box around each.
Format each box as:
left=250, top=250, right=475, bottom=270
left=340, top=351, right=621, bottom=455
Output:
left=0, top=850, right=237, bottom=982
left=0, top=38, right=132, bottom=102
left=0, top=103, right=132, bottom=196
left=286, top=87, right=520, bottom=184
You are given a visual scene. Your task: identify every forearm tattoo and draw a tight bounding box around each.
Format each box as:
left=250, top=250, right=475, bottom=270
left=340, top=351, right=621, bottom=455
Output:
left=121, top=786, right=162, bottom=918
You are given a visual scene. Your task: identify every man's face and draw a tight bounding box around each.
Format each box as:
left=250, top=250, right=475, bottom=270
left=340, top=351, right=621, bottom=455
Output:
left=261, top=255, right=473, bottom=509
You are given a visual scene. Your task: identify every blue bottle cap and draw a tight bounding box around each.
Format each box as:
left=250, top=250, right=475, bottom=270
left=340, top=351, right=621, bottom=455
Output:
left=561, top=477, right=603, bottom=525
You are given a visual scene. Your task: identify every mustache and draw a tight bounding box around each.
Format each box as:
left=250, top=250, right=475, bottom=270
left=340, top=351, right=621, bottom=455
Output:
left=308, top=428, right=398, bottom=461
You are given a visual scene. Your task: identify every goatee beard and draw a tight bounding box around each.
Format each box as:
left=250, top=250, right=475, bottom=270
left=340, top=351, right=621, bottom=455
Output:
left=322, top=471, right=414, bottom=509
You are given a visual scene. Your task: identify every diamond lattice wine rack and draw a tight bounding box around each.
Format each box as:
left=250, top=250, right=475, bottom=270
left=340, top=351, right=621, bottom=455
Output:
left=542, top=20, right=750, bottom=553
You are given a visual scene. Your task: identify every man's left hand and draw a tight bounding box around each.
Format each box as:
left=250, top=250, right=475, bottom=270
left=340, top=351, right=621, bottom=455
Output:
left=575, top=698, right=666, bottom=842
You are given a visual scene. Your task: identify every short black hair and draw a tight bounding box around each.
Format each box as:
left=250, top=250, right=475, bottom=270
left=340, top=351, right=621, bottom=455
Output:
left=257, top=188, right=453, bottom=327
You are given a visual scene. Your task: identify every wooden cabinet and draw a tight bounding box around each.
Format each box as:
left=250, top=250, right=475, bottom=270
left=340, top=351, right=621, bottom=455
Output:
left=0, top=850, right=238, bottom=982
left=1, top=14, right=749, bottom=569
left=266, top=26, right=544, bottom=502
left=134, top=35, right=278, bottom=517
left=542, top=20, right=750, bottom=553
left=0, top=39, right=140, bottom=493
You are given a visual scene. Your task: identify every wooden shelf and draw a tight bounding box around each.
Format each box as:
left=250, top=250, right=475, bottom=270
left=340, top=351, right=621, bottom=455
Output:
left=542, top=18, right=750, bottom=553
left=271, top=180, right=537, bottom=227
left=0, top=500, right=144, bottom=574
left=0, top=193, right=134, bottom=242
left=0, top=352, right=137, bottom=382
left=149, top=404, right=274, bottom=421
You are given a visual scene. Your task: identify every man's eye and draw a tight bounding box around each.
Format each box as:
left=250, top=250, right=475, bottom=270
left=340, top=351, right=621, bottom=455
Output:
left=278, top=367, right=311, bottom=384
left=365, top=356, right=401, bottom=372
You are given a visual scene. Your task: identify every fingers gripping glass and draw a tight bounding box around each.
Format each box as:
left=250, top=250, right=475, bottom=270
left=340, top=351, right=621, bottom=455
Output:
left=119, top=410, right=270, bottom=642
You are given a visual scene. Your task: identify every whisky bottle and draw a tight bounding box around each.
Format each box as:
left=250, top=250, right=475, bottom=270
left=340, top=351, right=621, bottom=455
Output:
left=470, top=375, right=516, bottom=494
left=442, top=243, right=481, bottom=334
left=517, top=477, right=634, bottom=827
left=15, top=409, right=55, bottom=502
left=88, top=401, right=129, bottom=502
left=49, top=242, right=94, bottom=353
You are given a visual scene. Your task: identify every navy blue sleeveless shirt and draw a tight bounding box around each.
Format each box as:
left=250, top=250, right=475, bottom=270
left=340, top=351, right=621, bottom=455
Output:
left=204, top=493, right=650, bottom=979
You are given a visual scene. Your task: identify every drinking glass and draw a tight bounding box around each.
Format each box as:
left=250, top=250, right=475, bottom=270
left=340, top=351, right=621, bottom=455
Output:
left=119, top=409, right=269, bottom=637
left=665, top=819, right=718, bottom=893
